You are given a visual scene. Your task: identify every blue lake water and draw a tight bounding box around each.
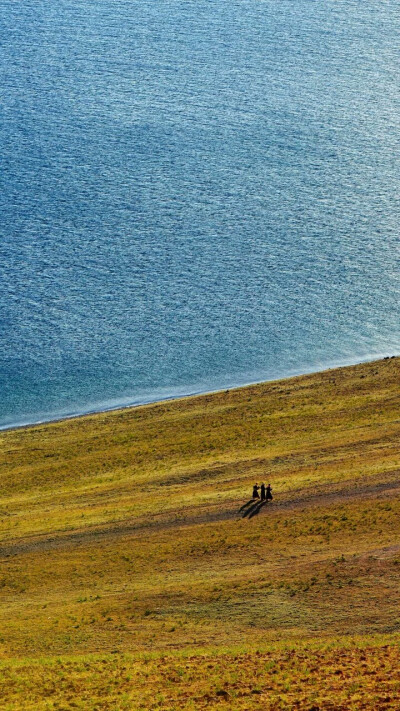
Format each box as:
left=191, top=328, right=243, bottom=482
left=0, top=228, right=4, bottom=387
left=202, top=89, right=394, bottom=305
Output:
left=0, top=0, right=399, bottom=429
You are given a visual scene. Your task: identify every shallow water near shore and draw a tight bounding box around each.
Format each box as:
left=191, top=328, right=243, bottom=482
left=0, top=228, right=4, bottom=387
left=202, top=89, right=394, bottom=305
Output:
left=1, top=0, right=399, bottom=429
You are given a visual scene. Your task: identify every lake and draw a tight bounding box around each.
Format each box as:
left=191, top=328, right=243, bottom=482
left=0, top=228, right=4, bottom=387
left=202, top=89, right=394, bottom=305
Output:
left=0, top=0, right=399, bottom=429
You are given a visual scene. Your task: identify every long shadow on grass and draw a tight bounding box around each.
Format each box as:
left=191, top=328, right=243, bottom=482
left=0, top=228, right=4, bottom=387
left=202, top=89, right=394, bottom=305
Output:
left=242, top=501, right=267, bottom=519
left=239, top=499, right=256, bottom=512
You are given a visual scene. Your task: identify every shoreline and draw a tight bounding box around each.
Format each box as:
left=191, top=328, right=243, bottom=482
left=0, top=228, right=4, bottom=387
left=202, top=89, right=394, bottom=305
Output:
left=1, top=350, right=398, bottom=434
left=2, top=328, right=400, bottom=706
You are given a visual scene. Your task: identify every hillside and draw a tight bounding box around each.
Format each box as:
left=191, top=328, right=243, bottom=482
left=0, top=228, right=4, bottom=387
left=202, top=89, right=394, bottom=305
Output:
left=0, top=356, right=399, bottom=709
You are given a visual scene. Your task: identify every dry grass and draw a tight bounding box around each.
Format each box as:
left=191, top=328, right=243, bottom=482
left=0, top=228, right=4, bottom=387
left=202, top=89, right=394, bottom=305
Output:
left=0, top=356, right=399, bottom=708
left=1, top=638, right=400, bottom=710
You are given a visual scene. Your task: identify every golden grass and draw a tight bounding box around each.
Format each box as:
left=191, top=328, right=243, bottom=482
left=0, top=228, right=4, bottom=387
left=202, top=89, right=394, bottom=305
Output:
left=0, top=356, right=399, bottom=708
left=1, top=638, right=400, bottom=710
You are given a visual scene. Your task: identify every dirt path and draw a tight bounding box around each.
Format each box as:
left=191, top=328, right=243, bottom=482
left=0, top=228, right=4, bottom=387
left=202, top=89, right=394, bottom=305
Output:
left=1, top=469, right=399, bottom=560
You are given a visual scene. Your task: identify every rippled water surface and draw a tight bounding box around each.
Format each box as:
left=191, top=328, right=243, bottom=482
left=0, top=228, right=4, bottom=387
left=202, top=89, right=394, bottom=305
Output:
left=1, top=0, right=399, bottom=428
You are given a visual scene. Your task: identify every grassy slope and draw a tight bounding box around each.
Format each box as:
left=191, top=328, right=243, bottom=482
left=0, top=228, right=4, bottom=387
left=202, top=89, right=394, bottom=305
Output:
left=0, top=357, right=399, bottom=709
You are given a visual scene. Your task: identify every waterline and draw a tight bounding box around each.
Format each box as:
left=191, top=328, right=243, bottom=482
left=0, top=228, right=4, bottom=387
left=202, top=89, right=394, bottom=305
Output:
left=2, top=351, right=397, bottom=433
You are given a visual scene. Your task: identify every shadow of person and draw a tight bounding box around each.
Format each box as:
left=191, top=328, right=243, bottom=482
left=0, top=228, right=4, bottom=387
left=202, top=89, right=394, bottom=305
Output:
left=242, top=500, right=265, bottom=518
left=247, top=501, right=267, bottom=519
left=239, top=499, right=256, bottom=512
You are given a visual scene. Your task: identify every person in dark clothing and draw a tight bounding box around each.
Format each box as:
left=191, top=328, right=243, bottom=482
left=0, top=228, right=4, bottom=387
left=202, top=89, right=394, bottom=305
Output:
left=260, top=483, right=266, bottom=501
left=252, top=483, right=260, bottom=499
left=266, top=484, right=273, bottom=501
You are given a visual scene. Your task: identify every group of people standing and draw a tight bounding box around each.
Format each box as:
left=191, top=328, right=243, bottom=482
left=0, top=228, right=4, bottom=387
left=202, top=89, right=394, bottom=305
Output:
left=252, top=482, right=273, bottom=502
